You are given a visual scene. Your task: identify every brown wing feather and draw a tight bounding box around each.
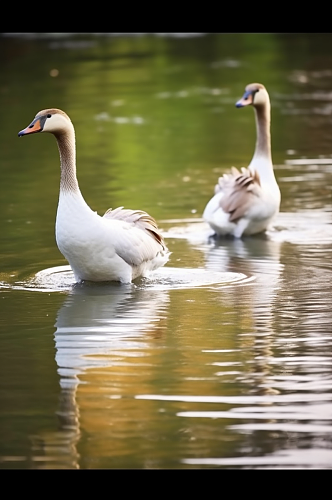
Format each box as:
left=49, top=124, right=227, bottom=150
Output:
left=217, top=167, right=261, bottom=222
left=103, top=206, right=166, bottom=248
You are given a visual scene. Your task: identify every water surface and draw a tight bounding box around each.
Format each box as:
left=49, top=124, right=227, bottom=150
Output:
left=1, top=33, right=332, bottom=469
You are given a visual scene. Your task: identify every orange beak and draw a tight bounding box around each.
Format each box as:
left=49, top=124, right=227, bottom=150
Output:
left=235, top=91, right=254, bottom=108
left=18, top=117, right=43, bottom=137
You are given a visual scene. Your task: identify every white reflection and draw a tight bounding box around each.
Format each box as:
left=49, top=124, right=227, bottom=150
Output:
left=182, top=448, right=332, bottom=468
left=164, top=220, right=284, bottom=394
left=42, top=283, right=169, bottom=468
left=202, top=233, right=283, bottom=339
left=55, top=284, right=169, bottom=387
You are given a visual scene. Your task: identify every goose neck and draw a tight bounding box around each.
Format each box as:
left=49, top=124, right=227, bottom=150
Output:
left=56, top=130, right=80, bottom=193
left=253, top=104, right=272, bottom=161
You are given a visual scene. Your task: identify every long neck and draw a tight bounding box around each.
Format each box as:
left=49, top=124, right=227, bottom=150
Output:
left=252, top=102, right=272, bottom=162
left=55, top=128, right=80, bottom=193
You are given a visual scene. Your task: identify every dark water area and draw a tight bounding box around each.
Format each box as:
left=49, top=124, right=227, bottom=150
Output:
left=0, top=33, right=332, bottom=469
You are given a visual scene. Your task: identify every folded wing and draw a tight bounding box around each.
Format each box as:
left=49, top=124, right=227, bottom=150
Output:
left=103, top=207, right=169, bottom=267
left=216, top=167, right=262, bottom=222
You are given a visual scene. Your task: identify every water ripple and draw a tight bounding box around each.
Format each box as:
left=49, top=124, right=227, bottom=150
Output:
left=182, top=448, right=332, bottom=468
left=136, top=393, right=332, bottom=404
left=0, top=264, right=249, bottom=293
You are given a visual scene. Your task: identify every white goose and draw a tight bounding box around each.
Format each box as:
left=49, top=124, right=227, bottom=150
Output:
left=203, top=82, right=281, bottom=238
left=18, top=108, right=170, bottom=283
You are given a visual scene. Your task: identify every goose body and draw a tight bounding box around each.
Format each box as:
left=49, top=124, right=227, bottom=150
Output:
left=18, top=108, right=170, bottom=283
left=203, top=83, right=281, bottom=238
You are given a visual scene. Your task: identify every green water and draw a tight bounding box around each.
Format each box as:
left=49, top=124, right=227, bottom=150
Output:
left=1, top=33, right=332, bottom=469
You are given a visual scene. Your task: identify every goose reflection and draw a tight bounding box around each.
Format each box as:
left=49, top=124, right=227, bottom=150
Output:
left=55, top=283, right=169, bottom=385
left=201, top=233, right=284, bottom=397
left=203, top=233, right=283, bottom=301
left=48, top=283, right=169, bottom=468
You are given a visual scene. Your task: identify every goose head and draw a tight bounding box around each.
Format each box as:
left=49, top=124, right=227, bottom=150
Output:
left=235, top=83, right=269, bottom=108
left=18, top=108, right=72, bottom=137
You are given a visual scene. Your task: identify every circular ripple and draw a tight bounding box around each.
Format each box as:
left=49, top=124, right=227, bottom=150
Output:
left=0, top=265, right=251, bottom=293
left=137, top=267, right=252, bottom=290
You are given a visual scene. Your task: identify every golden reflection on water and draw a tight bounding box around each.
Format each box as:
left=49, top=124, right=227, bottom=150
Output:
left=31, top=233, right=279, bottom=468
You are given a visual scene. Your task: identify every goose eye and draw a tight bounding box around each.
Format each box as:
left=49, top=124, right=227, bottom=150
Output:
left=47, top=114, right=52, bottom=118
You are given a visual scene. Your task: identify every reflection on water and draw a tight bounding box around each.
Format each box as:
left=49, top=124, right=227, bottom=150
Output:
left=39, top=284, right=170, bottom=468
left=2, top=215, right=332, bottom=468
left=25, top=215, right=332, bottom=469
left=145, top=219, right=332, bottom=468
left=30, top=261, right=251, bottom=468
left=182, top=449, right=332, bottom=468
left=55, top=283, right=170, bottom=387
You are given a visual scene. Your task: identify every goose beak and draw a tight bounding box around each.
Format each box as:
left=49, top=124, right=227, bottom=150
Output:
left=236, top=90, right=253, bottom=108
left=18, top=117, right=43, bottom=137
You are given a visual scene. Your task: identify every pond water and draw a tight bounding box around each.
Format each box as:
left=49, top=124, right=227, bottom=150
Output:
left=0, top=33, right=332, bottom=469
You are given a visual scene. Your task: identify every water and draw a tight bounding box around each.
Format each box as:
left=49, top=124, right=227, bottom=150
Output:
left=1, top=33, right=332, bottom=469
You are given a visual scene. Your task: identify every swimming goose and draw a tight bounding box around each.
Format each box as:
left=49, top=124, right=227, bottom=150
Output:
left=18, top=108, right=170, bottom=283
left=203, top=83, right=281, bottom=238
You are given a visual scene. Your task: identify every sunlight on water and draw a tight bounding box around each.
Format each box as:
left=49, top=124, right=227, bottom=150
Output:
left=285, top=158, right=332, bottom=165
left=135, top=393, right=332, bottom=404
left=162, top=214, right=332, bottom=246
left=182, top=449, right=332, bottom=469
left=272, top=212, right=332, bottom=244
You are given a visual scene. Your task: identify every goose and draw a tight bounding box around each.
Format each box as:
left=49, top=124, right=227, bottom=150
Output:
left=203, top=82, right=281, bottom=238
left=18, top=108, right=170, bottom=283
